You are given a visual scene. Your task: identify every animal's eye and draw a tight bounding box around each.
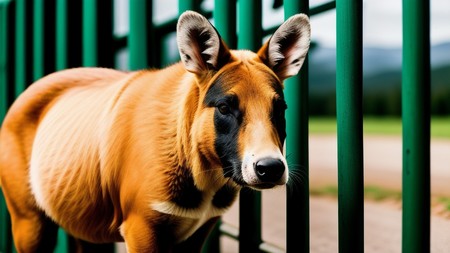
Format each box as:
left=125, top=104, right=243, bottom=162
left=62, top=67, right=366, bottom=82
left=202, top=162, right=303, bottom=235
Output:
left=217, top=103, right=231, bottom=115
left=273, top=100, right=287, bottom=115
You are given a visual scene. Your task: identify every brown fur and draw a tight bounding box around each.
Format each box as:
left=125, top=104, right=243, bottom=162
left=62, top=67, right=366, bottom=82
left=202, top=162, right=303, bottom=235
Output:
left=0, top=11, right=310, bottom=252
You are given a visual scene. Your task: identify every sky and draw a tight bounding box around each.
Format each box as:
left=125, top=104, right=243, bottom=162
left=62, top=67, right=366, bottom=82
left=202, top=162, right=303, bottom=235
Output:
left=115, top=0, right=450, bottom=48
left=312, top=0, right=450, bottom=47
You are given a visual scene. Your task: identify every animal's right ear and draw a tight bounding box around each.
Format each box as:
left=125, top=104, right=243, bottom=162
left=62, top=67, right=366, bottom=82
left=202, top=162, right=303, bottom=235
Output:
left=177, top=11, right=231, bottom=75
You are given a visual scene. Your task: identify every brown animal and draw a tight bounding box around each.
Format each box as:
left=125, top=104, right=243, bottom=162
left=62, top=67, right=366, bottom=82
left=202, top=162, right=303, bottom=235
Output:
left=0, top=11, right=310, bottom=252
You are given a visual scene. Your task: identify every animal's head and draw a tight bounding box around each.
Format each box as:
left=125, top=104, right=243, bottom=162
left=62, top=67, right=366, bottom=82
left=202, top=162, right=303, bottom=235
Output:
left=177, top=11, right=310, bottom=190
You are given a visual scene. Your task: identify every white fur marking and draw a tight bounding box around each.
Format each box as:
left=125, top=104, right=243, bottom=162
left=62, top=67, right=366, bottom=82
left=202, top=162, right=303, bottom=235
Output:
left=241, top=122, right=289, bottom=186
left=151, top=192, right=229, bottom=242
left=29, top=162, right=46, bottom=210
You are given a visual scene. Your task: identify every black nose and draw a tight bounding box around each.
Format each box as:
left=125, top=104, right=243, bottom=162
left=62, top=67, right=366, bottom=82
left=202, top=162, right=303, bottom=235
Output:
left=255, top=158, right=285, bottom=183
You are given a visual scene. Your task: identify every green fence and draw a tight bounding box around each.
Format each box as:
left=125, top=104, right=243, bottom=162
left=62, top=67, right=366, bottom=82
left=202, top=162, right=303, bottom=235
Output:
left=0, top=0, right=431, bottom=252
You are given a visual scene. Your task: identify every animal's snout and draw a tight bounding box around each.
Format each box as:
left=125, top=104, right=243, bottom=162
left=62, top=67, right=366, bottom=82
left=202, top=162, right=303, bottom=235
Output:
left=254, top=158, right=285, bottom=183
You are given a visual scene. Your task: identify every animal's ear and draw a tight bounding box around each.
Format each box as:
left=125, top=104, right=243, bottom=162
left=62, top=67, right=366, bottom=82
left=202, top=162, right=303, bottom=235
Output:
left=177, top=11, right=231, bottom=75
left=258, top=14, right=311, bottom=81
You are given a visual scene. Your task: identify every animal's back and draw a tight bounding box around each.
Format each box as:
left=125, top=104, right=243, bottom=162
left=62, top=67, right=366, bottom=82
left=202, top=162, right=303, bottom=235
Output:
left=0, top=68, right=131, bottom=242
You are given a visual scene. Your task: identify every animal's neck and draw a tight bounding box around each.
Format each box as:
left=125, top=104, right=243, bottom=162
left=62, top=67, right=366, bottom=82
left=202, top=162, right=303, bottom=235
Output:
left=169, top=76, right=225, bottom=192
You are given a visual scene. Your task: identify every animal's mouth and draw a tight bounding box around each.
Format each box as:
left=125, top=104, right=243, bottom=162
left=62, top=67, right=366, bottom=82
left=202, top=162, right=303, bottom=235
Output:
left=229, top=174, right=282, bottom=190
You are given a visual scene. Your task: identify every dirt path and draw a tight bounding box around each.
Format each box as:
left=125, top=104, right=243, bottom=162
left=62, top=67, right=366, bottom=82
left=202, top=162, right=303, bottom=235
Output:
left=309, top=134, right=450, bottom=196
left=221, top=192, right=450, bottom=253
left=219, top=134, right=450, bottom=252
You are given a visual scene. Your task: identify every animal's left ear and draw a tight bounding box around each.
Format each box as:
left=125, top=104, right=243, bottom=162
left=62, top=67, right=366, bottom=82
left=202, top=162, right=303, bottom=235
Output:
left=258, top=14, right=311, bottom=81
left=177, top=11, right=231, bottom=75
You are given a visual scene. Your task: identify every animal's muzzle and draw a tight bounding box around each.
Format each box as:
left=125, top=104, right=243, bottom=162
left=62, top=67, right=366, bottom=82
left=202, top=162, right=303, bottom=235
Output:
left=254, top=158, right=285, bottom=184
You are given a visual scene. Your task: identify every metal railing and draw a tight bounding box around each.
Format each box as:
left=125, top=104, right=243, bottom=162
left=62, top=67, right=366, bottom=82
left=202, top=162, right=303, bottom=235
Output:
left=0, top=0, right=431, bottom=252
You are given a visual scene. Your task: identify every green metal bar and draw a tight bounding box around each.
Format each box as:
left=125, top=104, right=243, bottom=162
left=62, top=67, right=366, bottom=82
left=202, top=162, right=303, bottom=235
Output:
left=264, top=1, right=335, bottom=38
left=14, top=0, right=26, bottom=97
left=178, top=0, right=201, bottom=13
left=128, top=0, right=148, bottom=70
left=55, top=0, right=81, bottom=69
left=237, top=1, right=262, bottom=252
left=310, top=0, right=336, bottom=15
left=44, top=0, right=56, bottom=74
left=144, top=0, right=157, bottom=68
left=33, top=0, right=44, bottom=80
left=213, top=0, right=236, bottom=48
left=86, top=0, right=114, bottom=68
left=82, top=0, right=97, bottom=66
left=53, top=228, right=70, bottom=253
left=32, top=0, right=56, bottom=77
left=402, top=0, right=431, bottom=252
left=0, top=0, right=9, bottom=120
left=1, top=192, right=13, bottom=253
left=56, top=0, right=67, bottom=70
left=1, top=0, right=15, bottom=236
left=237, top=0, right=261, bottom=51
left=284, top=1, right=310, bottom=253
left=336, top=0, right=364, bottom=252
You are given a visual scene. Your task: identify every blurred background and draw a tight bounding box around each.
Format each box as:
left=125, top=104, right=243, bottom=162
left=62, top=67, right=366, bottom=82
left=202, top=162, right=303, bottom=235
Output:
left=113, top=0, right=450, bottom=116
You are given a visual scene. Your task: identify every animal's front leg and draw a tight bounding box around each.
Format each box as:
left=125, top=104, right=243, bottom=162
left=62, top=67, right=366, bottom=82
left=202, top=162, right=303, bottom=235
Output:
left=121, top=213, right=172, bottom=253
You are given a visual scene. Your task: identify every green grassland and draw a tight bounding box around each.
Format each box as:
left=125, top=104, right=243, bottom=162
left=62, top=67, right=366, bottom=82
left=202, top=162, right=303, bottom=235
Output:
left=309, top=117, right=450, bottom=139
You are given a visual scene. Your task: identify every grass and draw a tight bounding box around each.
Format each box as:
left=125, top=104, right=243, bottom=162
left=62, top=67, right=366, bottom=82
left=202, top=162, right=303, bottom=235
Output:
left=309, top=116, right=450, bottom=139
left=310, top=185, right=402, bottom=202
left=311, top=185, right=450, bottom=214
left=437, top=197, right=450, bottom=211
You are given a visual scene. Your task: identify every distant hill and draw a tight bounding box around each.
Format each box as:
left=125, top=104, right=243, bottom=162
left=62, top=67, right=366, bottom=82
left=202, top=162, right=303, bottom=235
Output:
left=308, top=42, right=450, bottom=115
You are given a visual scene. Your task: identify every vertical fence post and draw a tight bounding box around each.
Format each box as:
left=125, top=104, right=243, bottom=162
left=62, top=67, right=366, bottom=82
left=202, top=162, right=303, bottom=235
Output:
left=0, top=0, right=10, bottom=119
left=129, top=0, right=149, bottom=70
left=0, top=8, right=13, bottom=251
left=402, top=0, right=431, bottom=252
left=82, top=0, right=114, bottom=68
left=56, top=0, right=67, bottom=70
left=237, top=0, right=262, bottom=252
left=336, top=0, right=364, bottom=252
left=33, top=0, right=44, bottom=80
left=179, top=0, right=201, bottom=13
left=213, top=0, right=236, bottom=48
left=14, top=0, right=26, bottom=97
left=284, top=1, right=310, bottom=252
left=33, top=0, right=56, bottom=81
left=82, top=0, right=97, bottom=67
left=56, top=0, right=81, bottom=70
left=0, top=193, right=13, bottom=253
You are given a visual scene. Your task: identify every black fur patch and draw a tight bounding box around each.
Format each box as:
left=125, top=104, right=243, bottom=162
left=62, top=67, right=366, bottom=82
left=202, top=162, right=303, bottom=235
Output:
left=212, top=184, right=238, bottom=209
left=205, top=70, right=243, bottom=183
left=272, top=97, right=287, bottom=145
left=168, top=168, right=203, bottom=209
